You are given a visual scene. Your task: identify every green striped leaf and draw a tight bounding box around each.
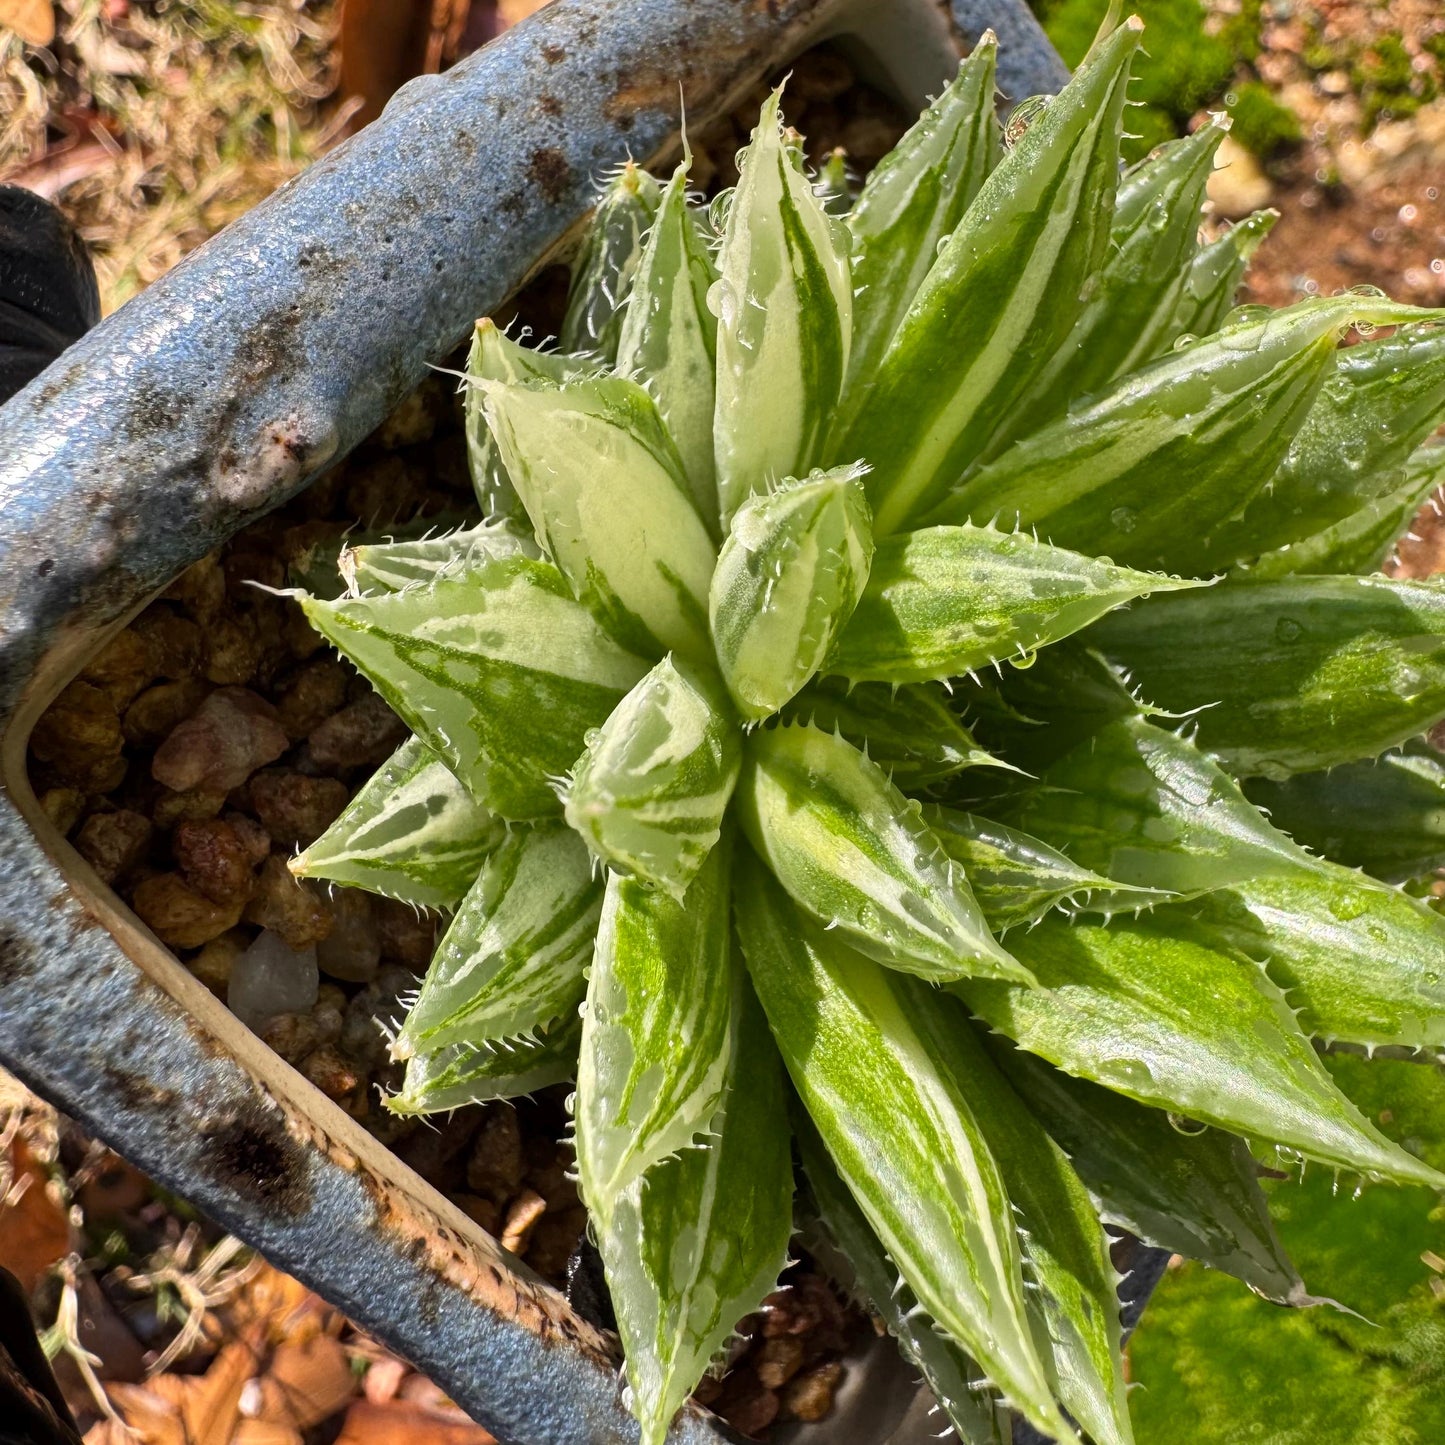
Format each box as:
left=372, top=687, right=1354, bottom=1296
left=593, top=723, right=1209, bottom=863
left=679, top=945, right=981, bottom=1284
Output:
left=843, top=38, right=1000, bottom=402
left=575, top=838, right=736, bottom=1202
left=713, top=87, right=853, bottom=524
left=709, top=462, right=873, bottom=719
left=564, top=656, right=740, bottom=899
left=796, top=1112, right=1012, bottom=1445
left=836, top=20, right=1140, bottom=535
left=340, top=519, right=540, bottom=595
left=1086, top=575, right=1445, bottom=776
left=938, top=1000, right=1132, bottom=1445
left=1245, top=741, right=1445, bottom=884
left=615, top=154, right=720, bottom=525
left=291, top=734, right=504, bottom=910
left=737, top=724, right=1027, bottom=984
left=736, top=858, right=1070, bottom=1440
left=298, top=555, right=649, bottom=818
left=464, top=318, right=598, bottom=521
left=988, top=1039, right=1304, bottom=1305
left=935, top=298, right=1442, bottom=575
left=955, top=910, right=1444, bottom=1187
left=825, top=522, right=1203, bottom=683
left=782, top=677, right=1013, bottom=789
left=481, top=373, right=715, bottom=663
left=392, top=824, right=601, bottom=1058
left=923, top=804, right=1172, bottom=931
left=561, top=161, right=662, bottom=363
left=812, top=148, right=854, bottom=216
left=1168, top=208, right=1276, bottom=342
left=387, top=1013, right=581, bottom=1118
left=602, top=983, right=791, bottom=1445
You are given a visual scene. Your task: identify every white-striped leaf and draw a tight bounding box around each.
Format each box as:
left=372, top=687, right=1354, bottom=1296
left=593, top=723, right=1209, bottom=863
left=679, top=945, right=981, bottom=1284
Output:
left=340, top=518, right=540, bottom=595
left=615, top=154, right=720, bottom=525
left=464, top=319, right=599, bottom=521
left=843, top=37, right=1000, bottom=402
left=482, top=373, right=715, bottom=663
left=601, top=982, right=792, bottom=1445
left=836, top=20, right=1140, bottom=535
left=298, top=555, right=649, bottom=818
left=291, top=734, right=504, bottom=910
left=825, top=522, right=1203, bottom=683
left=735, top=858, right=1070, bottom=1440
left=561, top=161, right=662, bottom=362
left=1168, top=208, right=1276, bottom=342
left=712, top=88, right=853, bottom=524
left=575, top=837, right=736, bottom=1202
left=709, top=462, right=873, bottom=719
left=736, top=723, right=1028, bottom=983
left=564, top=655, right=740, bottom=899
left=955, top=910, right=1444, bottom=1186
left=988, top=1039, right=1304, bottom=1305
left=387, top=1013, right=581, bottom=1118
left=392, top=824, right=601, bottom=1058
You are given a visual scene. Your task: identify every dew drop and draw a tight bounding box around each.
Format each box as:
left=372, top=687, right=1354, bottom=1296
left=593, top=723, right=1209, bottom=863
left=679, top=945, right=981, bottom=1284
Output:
left=1004, top=94, right=1054, bottom=148
left=1167, top=1112, right=1209, bottom=1136
left=1274, top=617, right=1302, bottom=642
left=1110, top=505, right=1138, bottom=534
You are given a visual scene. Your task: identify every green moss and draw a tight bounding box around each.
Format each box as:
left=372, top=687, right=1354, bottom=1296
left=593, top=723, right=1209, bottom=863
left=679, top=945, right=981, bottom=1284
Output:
left=1224, top=80, right=1302, bottom=160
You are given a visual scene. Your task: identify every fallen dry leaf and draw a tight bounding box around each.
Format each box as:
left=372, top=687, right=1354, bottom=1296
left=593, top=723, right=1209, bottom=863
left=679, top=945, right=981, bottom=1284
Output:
left=0, top=1133, right=70, bottom=1293
left=245, top=1334, right=357, bottom=1430
left=333, top=1399, right=498, bottom=1445
left=104, top=1338, right=257, bottom=1445
left=230, top=1421, right=302, bottom=1445
left=0, top=0, right=54, bottom=46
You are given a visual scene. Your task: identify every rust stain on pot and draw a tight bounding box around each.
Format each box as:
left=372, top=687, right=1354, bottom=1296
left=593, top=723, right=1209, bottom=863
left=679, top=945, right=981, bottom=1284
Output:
left=526, top=147, right=573, bottom=203
left=200, top=1102, right=314, bottom=1216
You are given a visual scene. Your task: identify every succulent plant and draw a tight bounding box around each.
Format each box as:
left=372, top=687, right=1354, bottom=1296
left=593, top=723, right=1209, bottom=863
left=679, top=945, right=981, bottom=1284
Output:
left=290, top=20, right=1445, bottom=1444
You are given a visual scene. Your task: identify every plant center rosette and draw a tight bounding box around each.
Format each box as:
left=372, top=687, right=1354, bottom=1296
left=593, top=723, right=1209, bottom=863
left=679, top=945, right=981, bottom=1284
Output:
left=287, top=21, right=1445, bottom=1445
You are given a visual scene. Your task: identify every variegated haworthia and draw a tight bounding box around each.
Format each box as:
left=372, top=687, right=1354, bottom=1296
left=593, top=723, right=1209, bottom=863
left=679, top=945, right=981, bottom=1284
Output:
left=292, top=21, right=1445, bottom=1440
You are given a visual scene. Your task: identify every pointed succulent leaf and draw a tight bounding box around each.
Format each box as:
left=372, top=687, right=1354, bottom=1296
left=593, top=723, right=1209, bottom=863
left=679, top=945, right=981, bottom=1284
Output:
left=575, top=839, right=736, bottom=1202
left=481, top=373, right=715, bottom=662
left=954, top=910, right=1444, bottom=1187
left=560, top=161, right=662, bottom=362
left=844, top=38, right=1001, bottom=399
left=938, top=999, right=1133, bottom=1445
left=564, top=656, right=740, bottom=898
left=837, top=20, right=1141, bottom=535
left=936, top=298, right=1443, bottom=575
left=1168, top=208, right=1277, bottom=341
left=796, top=1113, right=1012, bottom=1445
left=712, top=87, right=853, bottom=523
left=1222, top=322, right=1445, bottom=560
left=709, top=463, right=873, bottom=718
left=811, top=148, right=854, bottom=217
left=736, top=724, right=1027, bottom=983
left=987, top=1039, right=1304, bottom=1305
left=602, top=984, right=792, bottom=1445
left=1245, top=740, right=1445, bottom=884
left=826, top=522, right=1204, bottom=683
left=783, top=676, right=1012, bottom=788
left=291, top=735, right=504, bottom=909
left=340, top=518, right=541, bottom=595
left=392, top=825, right=601, bottom=1058
left=923, top=804, right=1172, bottom=931
left=736, top=859, right=1069, bottom=1440
left=1087, top=574, right=1445, bottom=776
left=615, top=157, right=720, bottom=522
left=387, top=1013, right=581, bottom=1117
left=464, top=318, right=599, bottom=520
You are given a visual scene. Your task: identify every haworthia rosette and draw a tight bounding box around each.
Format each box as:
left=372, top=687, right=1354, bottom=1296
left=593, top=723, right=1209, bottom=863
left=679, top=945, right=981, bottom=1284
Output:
left=391, top=824, right=601, bottom=1059
left=575, top=838, right=737, bottom=1202
left=564, top=655, right=740, bottom=899
left=1087, top=574, right=1445, bottom=776
left=712, top=88, right=852, bottom=524
left=615, top=153, right=720, bottom=524
left=736, top=859, right=1070, bottom=1440
left=837, top=21, right=1141, bottom=535
left=299, top=555, right=648, bottom=818
left=340, top=518, right=541, bottom=596
left=709, top=463, right=874, bottom=718
left=560, top=161, right=662, bottom=362
left=291, top=734, right=504, bottom=910
left=1167, top=208, right=1277, bottom=343
left=843, top=37, right=1001, bottom=402
left=955, top=910, right=1444, bottom=1186
left=602, top=984, right=792, bottom=1445
left=481, top=373, right=716, bottom=664
left=988, top=1038, right=1304, bottom=1305
left=825, top=522, right=1204, bottom=683
left=736, top=724, right=1028, bottom=983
